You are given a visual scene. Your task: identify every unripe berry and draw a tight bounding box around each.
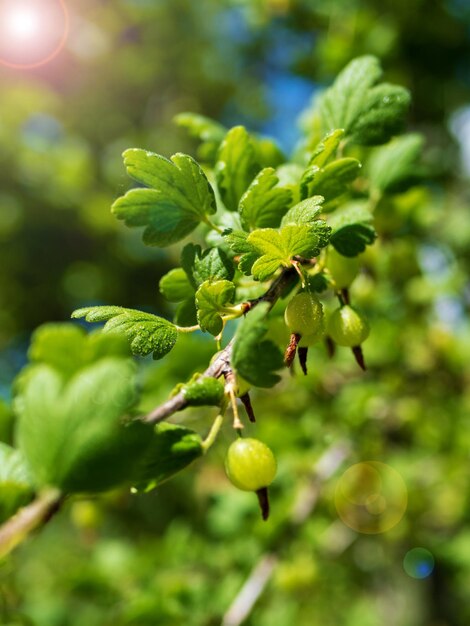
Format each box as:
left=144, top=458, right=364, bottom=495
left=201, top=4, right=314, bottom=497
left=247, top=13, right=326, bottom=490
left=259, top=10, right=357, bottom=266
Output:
left=225, top=438, right=277, bottom=492
left=327, top=305, right=369, bottom=347
left=284, top=292, right=324, bottom=338
left=326, top=248, right=360, bottom=289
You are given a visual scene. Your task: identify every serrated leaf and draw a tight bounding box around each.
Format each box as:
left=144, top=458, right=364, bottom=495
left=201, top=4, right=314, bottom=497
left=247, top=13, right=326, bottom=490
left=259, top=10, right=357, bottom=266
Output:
left=72, top=306, right=178, bottom=360
left=239, top=167, right=293, bottom=230
left=300, top=158, right=361, bottom=203
left=182, top=378, right=225, bottom=407
left=309, top=129, right=345, bottom=168
left=181, top=244, right=235, bottom=290
left=329, top=202, right=376, bottom=257
left=348, top=83, right=411, bottom=145
left=15, top=360, right=150, bottom=493
left=248, top=224, right=330, bottom=281
left=28, top=323, right=130, bottom=380
left=368, top=133, right=424, bottom=193
left=195, top=280, right=236, bottom=335
left=281, top=197, right=324, bottom=226
left=0, top=443, right=33, bottom=523
left=112, top=150, right=216, bottom=247
left=132, top=423, right=203, bottom=492
left=224, top=230, right=260, bottom=276
left=318, top=55, right=410, bottom=146
left=232, top=303, right=284, bottom=388
left=215, top=126, right=259, bottom=211
left=159, top=268, right=194, bottom=303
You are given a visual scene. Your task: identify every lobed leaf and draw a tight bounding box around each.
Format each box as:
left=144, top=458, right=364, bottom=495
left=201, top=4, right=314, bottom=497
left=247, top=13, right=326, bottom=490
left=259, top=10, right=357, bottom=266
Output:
left=239, top=167, right=293, bottom=230
left=329, top=202, right=376, bottom=257
left=181, top=244, right=234, bottom=290
left=317, top=55, right=410, bottom=146
left=195, top=280, right=236, bottom=336
left=15, top=359, right=150, bottom=493
left=281, top=197, right=324, bottom=226
left=72, top=306, right=178, bottom=360
left=132, top=423, right=203, bottom=492
left=112, top=149, right=216, bottom=247
left=248, top=223, right=330, bottom=281
left=300, top=158, right=361, bottom=203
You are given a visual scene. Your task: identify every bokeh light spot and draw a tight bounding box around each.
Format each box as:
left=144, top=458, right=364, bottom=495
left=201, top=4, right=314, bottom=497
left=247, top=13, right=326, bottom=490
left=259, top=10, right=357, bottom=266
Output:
left=335, top=462, right=408, bottom=534
left=403, top=548, right=435, bottom=579
left=0, top=0, right=69, bottom=69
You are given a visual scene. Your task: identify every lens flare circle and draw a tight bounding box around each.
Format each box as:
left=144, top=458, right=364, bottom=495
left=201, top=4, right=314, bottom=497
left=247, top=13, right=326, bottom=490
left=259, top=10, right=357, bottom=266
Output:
left=0, top=0, right=69, bottom=69
left=5, top=8, right=40, bottom=37
left=403, top=548, right=435, bottom=579
left=335, top=461, right=408, bottom=534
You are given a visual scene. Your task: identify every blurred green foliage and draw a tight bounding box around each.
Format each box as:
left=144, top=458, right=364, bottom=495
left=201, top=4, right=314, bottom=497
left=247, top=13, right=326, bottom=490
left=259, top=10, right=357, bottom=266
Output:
left=1, top=0, right=470, bottom=625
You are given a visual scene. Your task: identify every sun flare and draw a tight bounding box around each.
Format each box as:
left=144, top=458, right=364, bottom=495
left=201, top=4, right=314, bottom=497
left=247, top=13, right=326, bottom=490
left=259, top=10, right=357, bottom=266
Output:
left=0, top=0, right=69, bottom=69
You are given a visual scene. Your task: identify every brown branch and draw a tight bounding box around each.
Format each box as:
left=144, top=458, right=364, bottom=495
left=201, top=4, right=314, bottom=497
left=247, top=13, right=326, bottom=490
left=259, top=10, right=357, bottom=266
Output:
left=140, top=267, right=297, bottom=425
left=0, top=489, right=64, bottom=560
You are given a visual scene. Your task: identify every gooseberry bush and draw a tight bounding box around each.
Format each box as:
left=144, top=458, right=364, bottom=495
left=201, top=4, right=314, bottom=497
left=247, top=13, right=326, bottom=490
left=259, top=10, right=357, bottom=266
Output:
left=0, top=56, right=425, bottom=554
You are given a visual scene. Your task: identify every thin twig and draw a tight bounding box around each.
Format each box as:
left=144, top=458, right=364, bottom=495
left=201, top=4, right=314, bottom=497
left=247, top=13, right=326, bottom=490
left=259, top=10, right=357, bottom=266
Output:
left=0, top=489, right=63, bottom=560
left=140, top=267, right=297, bottom=425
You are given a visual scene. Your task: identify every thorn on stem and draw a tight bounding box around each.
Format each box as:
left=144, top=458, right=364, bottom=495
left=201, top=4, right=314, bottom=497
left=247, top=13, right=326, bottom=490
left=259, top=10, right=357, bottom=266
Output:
left=326, top=336, right=336, bottom=358
left=256, top=487, right=270, bottom=521
left=284, top=333, right=300, bottom=368
left=298, top=347, right=308, bottom=375
left=240, top=393, right=256, bottom=422
left=352, top=345, right=367, bottom=371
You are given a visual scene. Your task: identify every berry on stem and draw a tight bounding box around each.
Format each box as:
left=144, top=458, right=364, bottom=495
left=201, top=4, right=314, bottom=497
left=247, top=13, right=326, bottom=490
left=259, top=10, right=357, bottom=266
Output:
left=327, top=305, right=369, bottom=348
left=225, top=438, right=277, bottom=520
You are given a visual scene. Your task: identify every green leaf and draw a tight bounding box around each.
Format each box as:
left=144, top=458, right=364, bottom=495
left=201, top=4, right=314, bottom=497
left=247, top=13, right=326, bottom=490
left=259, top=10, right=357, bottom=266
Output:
left=368, top=133, right=424, bottom=193
left=281, top=197, right=324, bottom=226
left=28, top=323, right=130, bottom=380
left=215, top=126, right=259, bottom=211
left=309, top=129, right=345, bottom=168
left=224, top=230, right=259, bottom=276
left=16, top=360, right=150, bottom=493
left=112, top=150, right=216, bottom=247
left=232, top=303, right=284, bottom=388
left=72, top=306, right=178, bottom=360
left=181, top=244, right=235, bottom=290
left=0, top=443, right=33, bottom=524
left=329, top=202, right=376, bottom=257
left=159, top=268, right=194, bottom=303
left=349, top=83, right=411, bottom=146
left=318, top=55, right=410, bottom=146
left=174, top=297, right=198, bottom=327
left=239, top=167, right=293, bottom=230
left=253, top=136, right=285, bottom=169
left=132, top=423, right=203, bottom=492
left=182, top=378, right=225, bottom=407
left=300, top=158, right=361, bottom=203
left=248, top=224, right=330, bottom=281
left=195, top=280, right=236, bottom=335
left=174, top=112, right=226, bottom=144
left=174, top=112, right=227, bottom=164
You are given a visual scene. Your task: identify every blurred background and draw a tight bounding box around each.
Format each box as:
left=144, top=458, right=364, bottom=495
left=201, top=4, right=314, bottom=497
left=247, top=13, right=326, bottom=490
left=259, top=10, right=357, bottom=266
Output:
left=1, top=0, right=470, bottom=624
